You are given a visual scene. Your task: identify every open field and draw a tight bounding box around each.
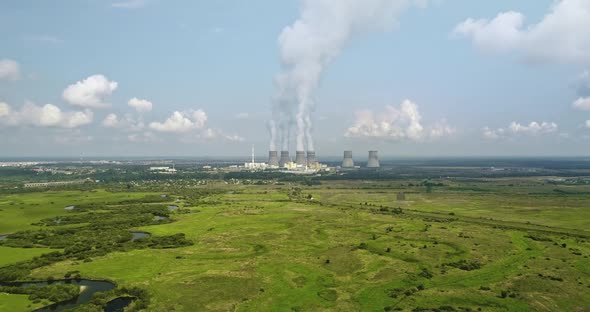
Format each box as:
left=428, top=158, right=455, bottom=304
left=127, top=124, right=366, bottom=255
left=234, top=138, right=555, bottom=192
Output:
left=0, top=178, right=589, bottom=311
left=0, top=246, right=56, bottom=268
left=0, top=293, right=33, bottom=312
left=0, top=190, right=157, bottom=234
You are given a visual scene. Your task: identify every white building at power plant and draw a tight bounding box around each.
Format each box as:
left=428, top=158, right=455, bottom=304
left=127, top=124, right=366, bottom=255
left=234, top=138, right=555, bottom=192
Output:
left=244, top=146, right=268, bottom=170
left=149, top=166, right=177, bottom=173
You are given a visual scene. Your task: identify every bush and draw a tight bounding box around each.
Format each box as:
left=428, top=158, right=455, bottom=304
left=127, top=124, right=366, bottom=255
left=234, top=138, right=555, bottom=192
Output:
left=444, top=259, right=482, bottom=271
left=418, top=268, right=433, bottom=279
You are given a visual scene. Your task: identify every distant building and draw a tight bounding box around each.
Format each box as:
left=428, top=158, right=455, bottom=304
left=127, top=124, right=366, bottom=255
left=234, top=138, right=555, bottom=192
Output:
left=24, top=179, right=90, bottom=188
left=149, top=166, right=176, bottom=173
left=244, top=162, right=268, bottom=170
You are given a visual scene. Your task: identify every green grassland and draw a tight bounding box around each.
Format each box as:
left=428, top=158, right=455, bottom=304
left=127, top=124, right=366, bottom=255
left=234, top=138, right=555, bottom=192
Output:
left=0, top=246, right=56, bottom=268
left=0, top=190, right=157, bottom=234
left=0, top=293, right=33, bottom=312
left=1, top=178, right=589, bottom=311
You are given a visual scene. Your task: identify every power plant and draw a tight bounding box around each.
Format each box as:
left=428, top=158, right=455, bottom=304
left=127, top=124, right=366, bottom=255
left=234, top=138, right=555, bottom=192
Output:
left=295, top=151, right=307, bottom=167
left=342, top=151, right=354, bottom=168
left=246, top=147, right=381, bottom=172
left=271, top=149, right=380, bottom=169
left=279, top=151, right=290, bottom=167
left=306, top=151, right=316, bottom=166
left=367, top=150, right=380, bottom=168
left=268, top=151, right=279, bottom=167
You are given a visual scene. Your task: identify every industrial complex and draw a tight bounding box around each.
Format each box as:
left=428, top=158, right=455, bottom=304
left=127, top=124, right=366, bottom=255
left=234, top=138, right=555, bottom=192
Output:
left=239, top=148, right=381, bottom=174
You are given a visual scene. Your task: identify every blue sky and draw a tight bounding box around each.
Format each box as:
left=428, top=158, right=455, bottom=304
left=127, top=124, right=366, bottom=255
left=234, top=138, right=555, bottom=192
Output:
left=1, top=0, right=589, bottom=157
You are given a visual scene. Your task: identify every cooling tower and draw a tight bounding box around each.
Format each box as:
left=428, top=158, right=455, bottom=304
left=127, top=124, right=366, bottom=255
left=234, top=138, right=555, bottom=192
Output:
left=367, top=150, right=380, bottom=168
left=279, top=151, right=290, bottom=167
left=268, top=151, right=279, bottom=167
left=295, top=151, right=307, bottom=166
left=306, top=151, right=316, bottom=166
left=342, top=150, right=354, bottom=168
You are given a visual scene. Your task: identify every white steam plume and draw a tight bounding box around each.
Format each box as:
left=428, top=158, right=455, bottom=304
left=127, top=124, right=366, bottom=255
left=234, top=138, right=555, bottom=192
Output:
left=270, top=0, right=420, bottom=152
left=268, top=120, right=278, bottom=151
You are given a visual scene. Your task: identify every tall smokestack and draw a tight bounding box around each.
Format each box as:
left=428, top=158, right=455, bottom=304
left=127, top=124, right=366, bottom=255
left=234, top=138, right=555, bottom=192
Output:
left=279, top=151, right=290, bottom=167
left=367, top=151, right=380, bottom=168
left=268, top=151, right=279, bottom=167
left=342, top=151, right=354, bottom=168
left=306, top=151, right=316, bottom=166
left=295, top=151, right=306, bottom=166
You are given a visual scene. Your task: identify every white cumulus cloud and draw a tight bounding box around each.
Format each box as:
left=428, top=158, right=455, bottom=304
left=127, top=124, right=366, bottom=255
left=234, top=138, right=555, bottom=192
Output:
left=453, top=0, right=590, bottom=65
left=102, top=113, right=145, bottom=131
left=345, top=99, right=453, bottom=141
left=224, top=134, right=245, bottom=142
left=586, top=120, right=590, bottom=128
left=0, top=102, right=93, bottom=128
left=572, top=97, right=590, bottom=111
left=0, top=59, right=20, bottom=81
left=430, top=119, right=455, bottom=139
left=102, top=113, right=120, bottom=128
left=509, top=121, right=558, bottom=135
left=149, top=110, right=208, bottom=133
left=128, top=97, right=152, bottom=113
left=483, top=121, right=558, bottom=139
left=62, top=75, right=118, bottom=109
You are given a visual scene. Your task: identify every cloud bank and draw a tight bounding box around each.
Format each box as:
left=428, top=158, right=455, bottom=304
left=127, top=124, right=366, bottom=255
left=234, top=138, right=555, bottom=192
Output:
left=345, top=99, right=454, bottom=141
left=453, top=0, right=590, bottom=65
left=483, top=121, right=558, bottom=139
left=0, top=102, right=93, bottom=128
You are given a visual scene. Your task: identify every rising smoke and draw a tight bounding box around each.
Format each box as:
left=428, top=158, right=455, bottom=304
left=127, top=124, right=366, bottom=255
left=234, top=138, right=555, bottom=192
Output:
left=269, top=0, right=422, bottom=152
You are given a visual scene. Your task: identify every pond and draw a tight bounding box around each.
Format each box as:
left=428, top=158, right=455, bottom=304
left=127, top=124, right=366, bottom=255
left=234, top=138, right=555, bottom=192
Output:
left=104, top=296, right=135, bottom=312
left=131, top=232, right=150, bottom=241
left=1, top=279, right=127, bottom=312
left=0, top=235, right=6, bottom=240
left=167, top=205, right=179, bottom=211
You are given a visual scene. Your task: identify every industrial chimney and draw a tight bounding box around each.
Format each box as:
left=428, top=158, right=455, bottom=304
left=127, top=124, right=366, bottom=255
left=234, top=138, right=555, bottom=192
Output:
left=367, top=150, right=380, bottom=168
left=295, top=151, right=306, bottom=167
left=306, top=151, right=316, bottom=166
left=279, top=151, right=290, bottom=167
left=268, top=151, right=279, bottom=167
left=342, top=151, right=354, bottom=168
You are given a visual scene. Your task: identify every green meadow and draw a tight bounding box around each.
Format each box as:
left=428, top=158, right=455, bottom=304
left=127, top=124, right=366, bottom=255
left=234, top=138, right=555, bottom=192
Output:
left=0, top=178, right=589, bottom=311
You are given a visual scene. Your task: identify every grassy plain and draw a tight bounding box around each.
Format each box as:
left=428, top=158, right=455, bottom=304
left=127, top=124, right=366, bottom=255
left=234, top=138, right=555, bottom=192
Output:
left=0, top=246, right=56, bottom=268
left=0, top=190, right=156, bottom=234
left=0, top=293, right=33, bottom=312
left=1, top=178, right=589, bottom=311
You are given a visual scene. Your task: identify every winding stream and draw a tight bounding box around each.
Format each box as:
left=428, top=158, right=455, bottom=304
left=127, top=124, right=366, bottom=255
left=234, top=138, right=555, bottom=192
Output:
left=2, top=279, right=130, bottom=312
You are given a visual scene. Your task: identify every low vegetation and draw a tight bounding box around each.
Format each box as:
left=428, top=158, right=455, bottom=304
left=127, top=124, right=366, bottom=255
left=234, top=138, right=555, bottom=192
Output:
left=0, top=173, right=589, bottom=311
